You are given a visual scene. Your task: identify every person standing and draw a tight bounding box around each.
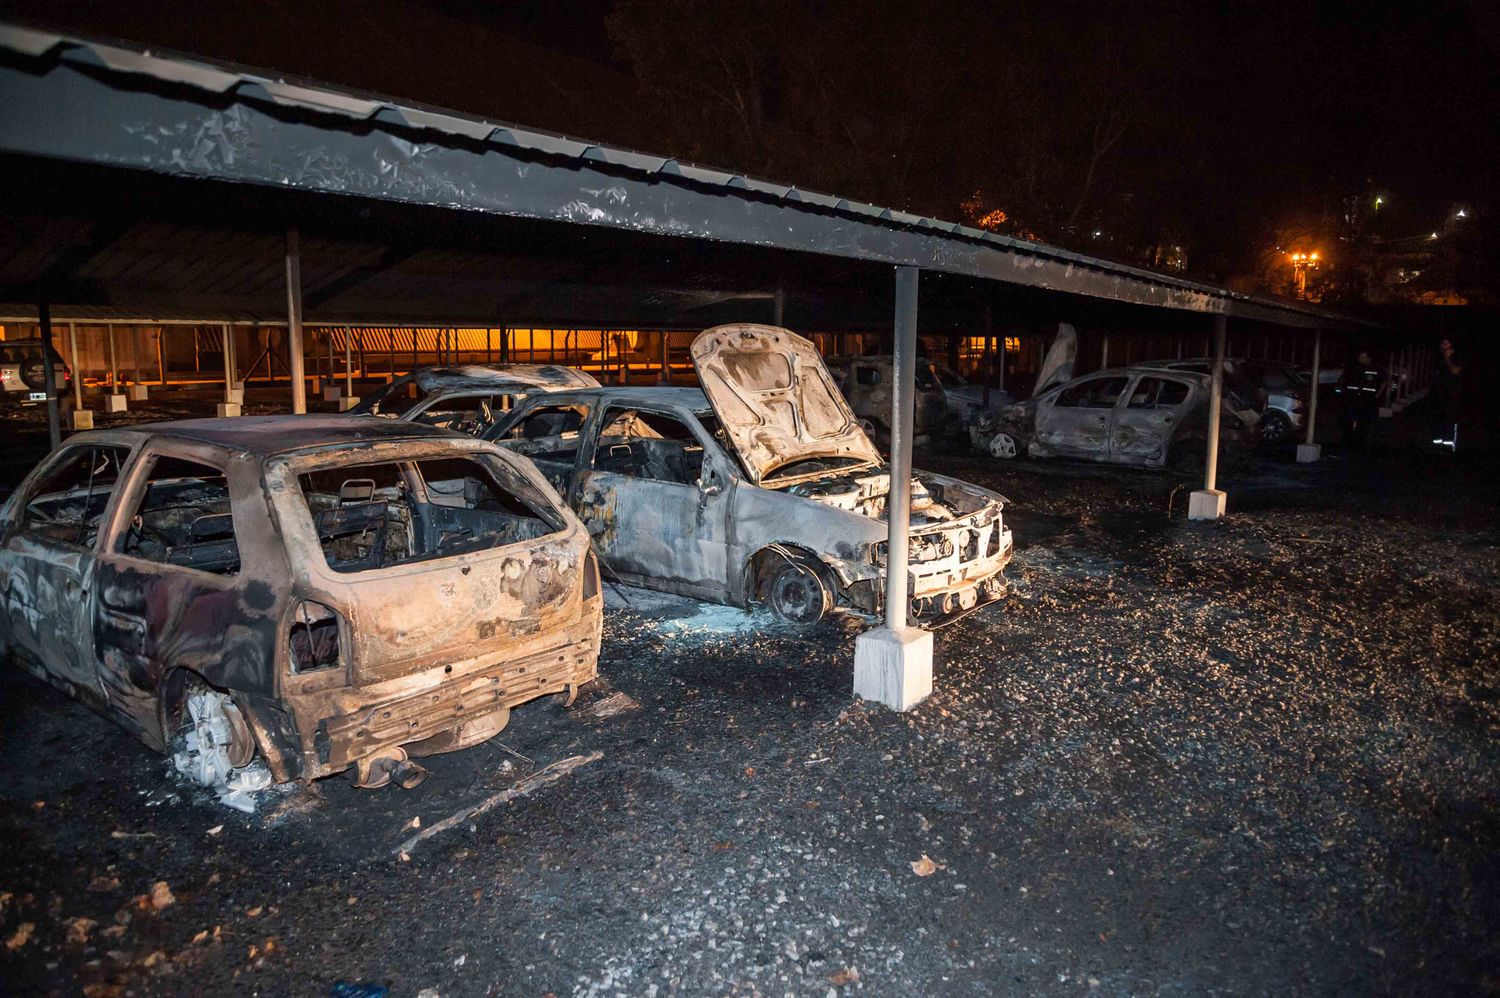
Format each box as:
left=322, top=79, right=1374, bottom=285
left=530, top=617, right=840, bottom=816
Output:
left=1337, top=348, right=1387, bottom=451
left=1430, top=337, right=1463, bottom=451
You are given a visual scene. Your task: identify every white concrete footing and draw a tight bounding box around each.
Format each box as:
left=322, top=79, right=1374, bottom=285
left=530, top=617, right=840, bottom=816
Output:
left=66, top=409, right=94, bottom=430
left=1188, top=488, right=1227, bottom=520
left=226, top=388, right=244, bottom=405
left=337, top=396, right=361, bottom=412
left=853, top=625, right=933, bottom=711
left=322, top=386, right=343, bottom=402
left=103, top=394, right=127, bottom=413
left=216, top=402, right=242, bottom=417
left=126, top=384, right=148, bottom=401
left=1295, top=442, right=1322, bottom=463
left=1378, top=406, right=1393, bottom=418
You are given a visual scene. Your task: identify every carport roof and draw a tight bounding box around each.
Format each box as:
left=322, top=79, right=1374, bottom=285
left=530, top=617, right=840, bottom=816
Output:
left=0, top=23, right=1371, bottom=332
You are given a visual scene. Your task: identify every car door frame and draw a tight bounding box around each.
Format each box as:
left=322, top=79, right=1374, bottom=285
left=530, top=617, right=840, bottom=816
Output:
left=0, top=437, right=138, bottom=702
left=1034, top=375, right=1126, bottom=459
left=1107, top=373, right=1194, bottom=466
left=572, top=403, right=736, bottom=601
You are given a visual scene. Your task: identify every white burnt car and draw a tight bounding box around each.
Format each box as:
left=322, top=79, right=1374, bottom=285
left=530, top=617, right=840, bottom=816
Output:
left=349, top=364, right=600, bottom=435
left=482, top=324, right=1012, bottom=625
left=0, top=417, right=601, bottom=799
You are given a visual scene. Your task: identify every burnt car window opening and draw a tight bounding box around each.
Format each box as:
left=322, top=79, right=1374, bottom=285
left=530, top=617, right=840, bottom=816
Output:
left=1128, top=378, right=1191, bottom=410
left=298, top=455, right=562, bottom=573
left=353, top=376, right=428, bottom=417
left=593, top=408, right=705, bottom=486
left=118, top=455, right=241, bottom=576
left=495, top=404, right=591, bottom=472
left=414, top=394, right=504, bottom=434
left=1056, top=377, right=1130, bottom=409
left=19, top=445, right=130, bottom=548
left=855, top=366, right=882, bottom=386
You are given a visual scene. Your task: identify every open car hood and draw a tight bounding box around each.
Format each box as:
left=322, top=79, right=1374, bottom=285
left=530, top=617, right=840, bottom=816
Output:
left=691, top=324, right=883, bottom=485
left=1031, top=323, right=1078, bottom=398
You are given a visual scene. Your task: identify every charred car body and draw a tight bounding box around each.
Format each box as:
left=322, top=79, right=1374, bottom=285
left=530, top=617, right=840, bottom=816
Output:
left=824, top=354, right=949, bottom=442
left=970, top=365, right=1259, bottom=470
left=349, top=364, right=600, bottom=435
left=483, top=324, right=1012, bottom=624
left=0, top=416, right=601, bottom=794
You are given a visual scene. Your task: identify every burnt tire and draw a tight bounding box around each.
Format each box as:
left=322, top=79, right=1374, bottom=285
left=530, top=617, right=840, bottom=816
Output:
left=765, top=556, right=833, bottom=626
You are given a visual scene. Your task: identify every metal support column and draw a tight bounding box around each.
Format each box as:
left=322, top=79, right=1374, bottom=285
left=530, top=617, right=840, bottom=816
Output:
left=67, top=321, right=83, bottom=409
left=981, top=305, right=993, bottom=408
left=1100, top=333, right=1110, bottom=369
left=343, top=326, right=354, bottom=397
left=853, top=266, right=932, bottom=710
left=1297, top=328, right=1322, bottom=462
left=39, top=303, right=61, bottom=449
left=659, top=331, right=670, bottom=385
left=106, top=323, right=118, bottom=394
left=1188, top=314, right=1228, bottom=519
left=285, top=228, right=307, bottom=414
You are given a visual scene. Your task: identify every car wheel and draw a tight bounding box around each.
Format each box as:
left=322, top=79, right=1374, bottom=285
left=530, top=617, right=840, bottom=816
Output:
left=766, top=556, right=833, bottom=626
left=857, top=417, right=878, bottom=437
left=170, top=681, right=256, bottom=788
left=20, top=357, right=48, bottom=391
left=987, top=431, right=1020, bottom=459
left=1260, top=410, right=1291, bottom=443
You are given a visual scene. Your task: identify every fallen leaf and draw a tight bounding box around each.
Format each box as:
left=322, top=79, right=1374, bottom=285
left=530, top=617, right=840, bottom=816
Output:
left=829, top=966, right=860, bottom=985
left=88, top=876, right=121, bottom=892
left=246, top=906, right=263, bottom=918
left=148, top=881, right=175, bottom=910
left=207, top=825, right=224, bottom=836
left=910, top=855, right=940, bottom=877
left=405, top=816, right=421, bottom=830
left=5, top=923, right=34, bottom=950
left=64, top=917, right=96, bottom=945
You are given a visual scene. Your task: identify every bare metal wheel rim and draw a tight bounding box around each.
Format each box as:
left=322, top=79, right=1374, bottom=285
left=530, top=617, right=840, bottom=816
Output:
left=988, top=432, right=1019, bottom=459
left=768, top=561, right=831, bottom=625
left=173, top=687, right=254, bottom=788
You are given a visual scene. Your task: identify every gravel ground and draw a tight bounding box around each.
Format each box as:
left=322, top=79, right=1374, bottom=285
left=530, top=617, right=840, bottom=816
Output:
left=0, top=391, right=1496, bottom=996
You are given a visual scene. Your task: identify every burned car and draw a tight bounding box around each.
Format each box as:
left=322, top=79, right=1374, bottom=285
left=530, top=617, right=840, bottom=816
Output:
left=969, top=365, right=1259, bottom=470
left=483, top=324, right=1012, bottom=625
left=824, top=354, right=948, bottom=442
left=0, top=416, right=602, bottom=799
left=349, top=364, right=600, bottom=435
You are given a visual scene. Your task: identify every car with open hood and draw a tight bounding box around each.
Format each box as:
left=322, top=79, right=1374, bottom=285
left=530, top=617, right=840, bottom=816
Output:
left=482, top=324, right=1012, bottom=625
left=0, top=416, right=601, bottom=803
left=969, top=365, right=1259, bottom=470
left=348, top=364, right=600, bottom=436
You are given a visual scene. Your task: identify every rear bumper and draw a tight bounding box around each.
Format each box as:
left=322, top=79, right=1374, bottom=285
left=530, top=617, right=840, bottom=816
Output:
left=300, top=614, right=600, bottom=781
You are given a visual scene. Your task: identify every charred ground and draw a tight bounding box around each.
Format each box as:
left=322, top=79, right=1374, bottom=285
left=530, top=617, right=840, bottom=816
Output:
left=0, top=393, right=1496, bottom=996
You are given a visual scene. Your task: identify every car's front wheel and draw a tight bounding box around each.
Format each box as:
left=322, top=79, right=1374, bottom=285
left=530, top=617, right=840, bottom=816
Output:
left=766, top=556, right=833, bottom=626
left=1260, top=410, right=1292, bottom=443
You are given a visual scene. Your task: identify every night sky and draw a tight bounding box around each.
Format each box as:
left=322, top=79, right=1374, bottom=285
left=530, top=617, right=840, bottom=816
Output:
left=4, top=0, right=1496, bottom=292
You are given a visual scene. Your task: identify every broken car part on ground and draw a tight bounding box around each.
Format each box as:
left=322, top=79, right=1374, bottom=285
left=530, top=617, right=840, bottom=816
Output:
left=0, top=416, right=602, bottom=801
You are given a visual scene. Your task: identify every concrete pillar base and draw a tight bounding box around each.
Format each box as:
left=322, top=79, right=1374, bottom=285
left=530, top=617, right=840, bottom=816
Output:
left=226, top=388, right=244, bottom=405
left=322, top=386, right=343, bottom=402
left=1295, top=442, right=1322, bottom=463
left=231, top=380, right=246, bottom=394
left=1188, top=488, right=1227, bottom=520
left=216, top=402, right=242, bottom=417
left=854, top=625, right=933, bottom=712
left=127, top=385, right=148, bottom=401
left=1378, top=406, right=1393, bottom=418
left=66, top=409, right=94, bottom=430
left=337, top=396, right=361, bottom=411
left=103, top=394, right=128, bottom=413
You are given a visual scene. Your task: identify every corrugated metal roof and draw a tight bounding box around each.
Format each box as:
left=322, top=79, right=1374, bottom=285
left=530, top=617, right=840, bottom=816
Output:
left=0, top=22, right=1372, bottom=329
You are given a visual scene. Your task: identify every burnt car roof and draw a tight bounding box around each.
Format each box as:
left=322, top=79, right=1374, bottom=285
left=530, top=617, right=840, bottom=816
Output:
left=121, top=415, right=467, bottom=456
left=410, top=364, right=599, bottom=392
left=528, top=386, right=713, bottom=411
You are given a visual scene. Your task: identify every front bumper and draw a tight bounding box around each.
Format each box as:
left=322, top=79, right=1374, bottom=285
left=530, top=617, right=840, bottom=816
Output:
left=846, top=521, right=1014, bottom=622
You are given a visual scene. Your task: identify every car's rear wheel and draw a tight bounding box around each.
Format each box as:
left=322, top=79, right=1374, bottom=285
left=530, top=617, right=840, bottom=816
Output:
left=766, top=556, right=833, bottom=626
left=987, top=431, right=1020, bottom=459
left=1260, top=410, right=1291, bottom=443
left=170, top=680, right=256, bottom=788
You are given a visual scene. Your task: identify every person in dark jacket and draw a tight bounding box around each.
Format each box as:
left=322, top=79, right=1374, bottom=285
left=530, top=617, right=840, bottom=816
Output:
left=1337, top=349, right=1387, bottom=451
left=1431, top=338, right=1463, bottom=451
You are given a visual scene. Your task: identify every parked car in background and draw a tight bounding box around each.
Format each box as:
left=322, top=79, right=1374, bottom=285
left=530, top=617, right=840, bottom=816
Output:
left=1141, top=357, right=1305, bottom=443
left=484, top=325, right=1012, bottom=625
left=348, top=364, right=599, bottom=435
left=0, top=338, right=71, bottom=407
left=969, top=366, right=1259, bottom=470
left=932, top=364, right=1016, bottom=433
left=824, top=354, right=948, bottom=442
left=0, top=416, right=601, bottom=800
